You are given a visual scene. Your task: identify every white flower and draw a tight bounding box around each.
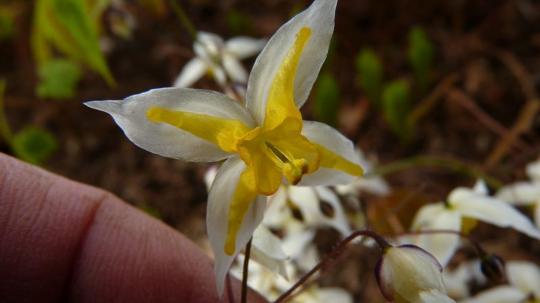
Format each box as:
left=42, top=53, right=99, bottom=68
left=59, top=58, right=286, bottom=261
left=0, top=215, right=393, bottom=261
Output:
left=443, top=260, right=485, bottom=299
left=174, top=31, right=266, bottom=87
left=376, top=245, right=455, bottom=303
left=410, top=181, right=540, bottom=267
left=85, top=0, right=363, bottom=294
left=336, top=148, right=391, bottom=197
left=496, top=158, right=540, bottom=227
left=460, top=261, right=540, bottom=303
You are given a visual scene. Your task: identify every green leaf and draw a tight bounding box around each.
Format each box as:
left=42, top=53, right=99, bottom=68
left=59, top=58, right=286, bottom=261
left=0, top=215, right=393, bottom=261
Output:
left=355, top=48, right=383, bottom=106
left=37, top=59, right=82, bottom=99
left=12, top=126, right=58, bottom=165
left=0, top=9, right=14, bottom=41
left=31, top=0, right=115, bottom=86
left=226, top=10, right=251, bottom=34
left=382, top=80, right=412, bottom=141
left=314, top=73, right=340, bottom=126
left=408, top=26, right=434, bottom=91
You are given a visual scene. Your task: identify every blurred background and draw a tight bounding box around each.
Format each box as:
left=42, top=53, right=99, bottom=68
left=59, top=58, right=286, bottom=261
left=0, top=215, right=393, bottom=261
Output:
left=1, top=0, right=540, bottom=301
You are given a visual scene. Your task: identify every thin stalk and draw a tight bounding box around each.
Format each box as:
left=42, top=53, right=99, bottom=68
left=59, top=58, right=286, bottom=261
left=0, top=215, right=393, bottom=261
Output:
left=241, top=238, right=252, bottom=303
left=273, top=230, right=389, bottom=303
left=369, top=155, right=503, bottom=189
left=0, top=80, right=13, bottom=145
left=168, top=0, right=197, bottom=40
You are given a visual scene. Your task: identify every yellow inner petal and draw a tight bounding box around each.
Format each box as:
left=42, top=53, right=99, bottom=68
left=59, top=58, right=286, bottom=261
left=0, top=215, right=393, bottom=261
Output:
left=224, top=168, right=258, bottom=256
left=263, top=27, right=312, bottom=131
left=316, top=144, right=364, bottom=176
left=146, top=107, right=250, bottom=153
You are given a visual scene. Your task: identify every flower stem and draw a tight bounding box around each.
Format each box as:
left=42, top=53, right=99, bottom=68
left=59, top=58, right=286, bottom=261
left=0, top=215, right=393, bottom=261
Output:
left=0, top=80, right=13, bottom=145
left=168, top=0, right=197, bottom=41
left=369, top=155, right=503, bottom=189
left=241, top=238, right=252, bottom=303
left=273, top=230, right=389, bottom=303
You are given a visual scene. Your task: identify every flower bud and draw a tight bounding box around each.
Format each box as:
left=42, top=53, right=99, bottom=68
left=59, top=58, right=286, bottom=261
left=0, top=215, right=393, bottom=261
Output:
left=375, top=245, right=456, bottom=303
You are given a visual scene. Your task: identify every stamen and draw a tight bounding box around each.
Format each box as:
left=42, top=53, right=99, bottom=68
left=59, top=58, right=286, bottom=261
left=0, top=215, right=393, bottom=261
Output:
left=265, top=142, right=307, bottom=184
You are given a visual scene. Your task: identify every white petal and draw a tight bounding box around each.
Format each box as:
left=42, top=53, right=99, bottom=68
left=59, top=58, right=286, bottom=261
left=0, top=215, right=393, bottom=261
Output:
left=450, top=188, right=540, bottom=240
left=222, top=53, right=248, bottom=83
left=506, top=261, right=540, bottom=297
left=281, top=228, right=315, bottom=260
left=526, top=159, right=540, bottom=181
left=245, top=0, right=337, bottom=124
left=206, top=157, right=267, bottom=295
left=335, top=149, right=390, bottom=196
left=315, top=288, right=353, bottom=303
left=262, top=187, right=291, bottom=227
left=410, top=203, right=462, bottom=267
left=85, top=88, right=256, bottom=162
left=417, top=290, right=456, bottom=303
left=173, top=58, right=207, bottom=88
left=299, top=121, right=363, bottom=186
left=194, top=31, right=224, bottom=60
left=287, top=186, right=350, bottom=236
left=251, top=226, right=288, bottom=278
left=460, top=286, right=527, bottom=303
left=225, top=37, right=267, bottom=59
left=473, top=179, right=489, bottom=195
left=496, top=181, right=540, bottom=205
left=204, top=165, right=219, bottom=191
left=535, top=202, right=540, bottom=227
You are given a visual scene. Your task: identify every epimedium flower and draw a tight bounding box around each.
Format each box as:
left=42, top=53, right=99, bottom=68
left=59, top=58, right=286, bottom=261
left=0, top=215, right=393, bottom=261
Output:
left=173, top=31, right=267, bottom=87
left=85, top=0, right=363, bottom=294
left=409, top=181, right=540, bottom=267
left=376, top=245, right=456, bottom=303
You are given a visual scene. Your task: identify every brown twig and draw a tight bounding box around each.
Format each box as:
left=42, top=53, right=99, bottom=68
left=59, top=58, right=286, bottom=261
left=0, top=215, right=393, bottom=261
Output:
left=273, top=230, right=389, bottom=303
left=408, top=73, right=459, bottom=125
left=485, top=50, right=540, bottom=168
left=447, top=88, right=530, bottom=151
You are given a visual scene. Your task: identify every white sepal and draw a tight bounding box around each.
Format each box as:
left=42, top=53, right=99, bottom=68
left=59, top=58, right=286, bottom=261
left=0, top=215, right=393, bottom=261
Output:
left=206, top=157, right=266, bottom=295
left=173, top=58, right=207, bottom=88
left=225, top=37, right=267, bottom=59
left=251, top=226, right=288, bottom=279
left=85, top=88, right=256, bottom=162
left=246, top=0, right=337, bottom=124
left=410, top=203, right=462, bottom=267
left=450, top=188, right=540, bottom=240
left=459, top=286, right=527, bottom=303
left=299, top=121, right=362, bottom=186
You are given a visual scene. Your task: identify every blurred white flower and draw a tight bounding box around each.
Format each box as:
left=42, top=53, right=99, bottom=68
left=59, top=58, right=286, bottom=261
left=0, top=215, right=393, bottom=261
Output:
left=336, top=148, right=390, bottom=197
left=376, top=245, right=455, bottom=303
left=460, top=261, right=540, bottom=303
left=443, top=260, right=485, bottom=299
left=496, top=158, right=540, bottom=227
left=410, top=181, right=540, bottom=267
left=230, top=255, right=353, bottom=303
left=174, top=31, right=267, bottom=87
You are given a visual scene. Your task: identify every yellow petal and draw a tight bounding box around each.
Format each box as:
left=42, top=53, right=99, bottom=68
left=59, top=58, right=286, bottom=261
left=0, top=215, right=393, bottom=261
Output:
left=263, top=27, right=312, bottom=131
left=237, top=139, right=283, bottom=195
left=147, top=106, right=251, bottom=153
left=224, top=168, right=259, bottom=255
left=316, top=143, right=364, bottom=176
